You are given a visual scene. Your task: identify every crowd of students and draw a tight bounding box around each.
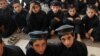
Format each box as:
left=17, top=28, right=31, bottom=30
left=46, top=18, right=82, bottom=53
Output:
left=0, top=0, right=100, bottom=56
left=0, top=25, right=88, bottom=56
left=0, top=0, right=100, bottom=41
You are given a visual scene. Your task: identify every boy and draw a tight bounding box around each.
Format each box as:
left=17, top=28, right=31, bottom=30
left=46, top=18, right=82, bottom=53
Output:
left=0, top=0, right=17, bottom=37
left=26, top=31, right=56, bottom=56
left=47, top=1, right=64, bottom=36
left=0, top=38, right=25, bottom=56
left=12, top=1, right=27, bottom=33
left=55, top=25, right=88, bottom=56
left=63, top=5, right=83, bottom=41
left=23, top=1, right=49, bottom=34
left=82, top=5, right=99, bottom=42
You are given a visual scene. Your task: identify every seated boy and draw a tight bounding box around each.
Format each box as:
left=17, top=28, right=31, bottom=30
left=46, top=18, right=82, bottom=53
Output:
left=26, top=31, right=56, bottom=56
left=12, top=1, right=27, bottom=33
left=55, top=24, right=88, bottom=56
left=63, top=5, right=83, bottom=41
left=82, top=5, right=100, bottom=42
left=0, top=0, right=17, bottom=37
left=23, top=1, right=49, bottom=34
left=47, top=1, right=64, bottom=36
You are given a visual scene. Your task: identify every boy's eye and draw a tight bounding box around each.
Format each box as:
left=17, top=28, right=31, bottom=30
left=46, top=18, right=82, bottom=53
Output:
left=0, top=3, right=2, bottom=5
left=35, top=44, right=39, bottom=47
left=67, top=37, right=71, bottom=40
left=61, top=38, right=66, bottom=41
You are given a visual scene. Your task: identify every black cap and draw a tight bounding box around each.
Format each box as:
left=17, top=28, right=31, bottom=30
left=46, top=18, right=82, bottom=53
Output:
left=55, top=25, right=74, bottom=36
left=50, top=1, right=61, bottom=7
left=29, top=31, right=48, bottom=39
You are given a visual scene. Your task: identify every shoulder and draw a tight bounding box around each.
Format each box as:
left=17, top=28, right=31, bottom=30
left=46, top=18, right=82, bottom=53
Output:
left=5, top=45, right=25, bottom=56
left=75, top=41, right=87, bottom=49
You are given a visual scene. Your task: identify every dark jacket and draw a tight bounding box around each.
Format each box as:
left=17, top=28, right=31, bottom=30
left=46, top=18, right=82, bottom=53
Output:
left=82, top=15, right=99, bottom=32
left=47, top=10, right=64, bottom=30
left=13, top=10, right=27, bottom=29
left=3, top=45, right=25, bottom=56
left=24, top=10, right=49, bottom=33
left=55, top=41, right=88, bottom=56
left=0, top=9, right=17, bottom=37
left=26, top=44, right=56, bottom=56
left=63, top=13, right=83, bottom=34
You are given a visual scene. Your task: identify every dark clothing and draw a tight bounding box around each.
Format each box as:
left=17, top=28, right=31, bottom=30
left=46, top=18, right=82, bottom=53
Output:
left=82, top=15, right=99, bottom=32
left=0, top=9, right=17, bottom=37
left=55, top=41, right=88, bottom=56
left=63, top=13, right=80, bottom=25
left=3, top=45, right=25, bottom=56
left=24, top=10, right=49, bottom=33
left=92, top=22, right=100, bottom=41
left=13, top=10, right=27, bottom=29
left=47, top=10, right=64, bottom=30
left=26, top=44, right=56, bottom=56
left=63, top=13, right=84, bottom=35
left=82, top=15, right=100, bottom=41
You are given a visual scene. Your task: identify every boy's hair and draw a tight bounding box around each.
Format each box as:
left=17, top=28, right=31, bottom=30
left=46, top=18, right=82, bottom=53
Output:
left=87, top=5, right=97, bottom=12
left=30, top=0, right=40, bottom=7
left=67, top=4, right=76, bottom=11
left=11, top=1, right=21, bottom=6
left=29, top=38, right=47, bottom=46
left=50, top=1, right=61, bottom=7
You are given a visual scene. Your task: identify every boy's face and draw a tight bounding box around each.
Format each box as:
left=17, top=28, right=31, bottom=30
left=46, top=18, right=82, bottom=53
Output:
left=51, top=6, right=61, bottom=13
left=86, top=9, right=96, bottom=18
left=13, top=3, right=22, bottom=13
left=32, top=39, right=47, bottom=55
left=61, top=0, right=65, bottom=2
left=68, top=8, right=76, bottom=16
left=60, top=33, right=74, bottom=48
left=0, top=43, right=4, bottom=56
left=32, top=4, right=40, bottom=13
left=0, top=0, right=7, bottom=9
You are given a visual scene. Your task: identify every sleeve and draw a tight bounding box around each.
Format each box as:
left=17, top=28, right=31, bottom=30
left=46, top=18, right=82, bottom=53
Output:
left=41, top=12, right=49, bottom=31
left=26, top=48, right=34, bottom=56
left=91, top=17, right=100, bottom=29
left=78, top=43, right=88, bottom=56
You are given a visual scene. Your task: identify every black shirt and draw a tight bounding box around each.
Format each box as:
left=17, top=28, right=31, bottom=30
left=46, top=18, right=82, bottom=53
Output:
left=56, top=41, right=88, bottom=56
left=26, top=44, right=56, bottom=56
left=82, top=15, right=99, bottom=32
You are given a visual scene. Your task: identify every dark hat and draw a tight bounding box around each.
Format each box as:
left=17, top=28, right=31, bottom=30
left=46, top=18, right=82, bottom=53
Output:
left=55, top=25, right=74, bottom=36
left=29, top=31, right=48, bottom=39
left=50, top=1, right=61, bottom=7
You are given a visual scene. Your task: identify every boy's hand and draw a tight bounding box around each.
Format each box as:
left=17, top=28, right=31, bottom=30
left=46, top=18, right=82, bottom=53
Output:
left=54, top=17, right=61, bottom=22
left=88, top=28, right=93, bottom=35
left=67, top=17, right=73, bottom=21
left=95, top=2, right=99, bottom=7
left=29, top=3, right=35, bottom=14
left=85, top=33, right=90, bottom=38
left=50, top=30, right=55, bottom=35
